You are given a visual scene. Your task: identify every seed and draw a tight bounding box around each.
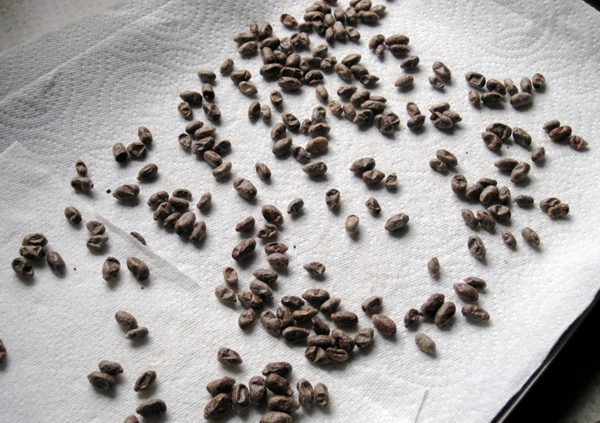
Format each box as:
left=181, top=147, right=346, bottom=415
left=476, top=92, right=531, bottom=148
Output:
left=197, top=192, right=212, bottom=211
left=248, top=101, right=261, bottom=122
left=540, top=197, right=561, bottom=213
left=112, top=142, right=128, bottom=162
left=400, top=55, right=420, bottom=69
left=173, top=188, right=193, bottom=200
left=147, top=192, right=168, bottom=209
left=462, top=304, right=491, bottom=322
left=344, top=214, right=360, bottom=237
left=301, top=262, right=325, bottom=277
left=413, top=333, right=436, bottom=354
left=424, top=257, right=440, bottom=278
left=430, top=112, right=454, bottom=130
left=385, top=213, right=409, bottom=232
left=267, top=253, right=289, bottom=270
left=454, top=283, right=479, bottom=302
left=269, top=91, right=284, bottom=108
left=549, top=125, right=573, bottom=142
left=512, top=195, right=534, bottom=210
left=217, top=347, right=243, bottom=366
left=531, top=72, right=545, bottom=89
left=12, top=257, right=34, bottom=277
left=302, top=289, right=330, bottom=307
left=260, top=311, right=282, bottom=337
left=307, top=335, right=334, bottom=349
left=467, top=89, right=481, bottom=106
left=175, top=211, right=196, bottom=235
left=19, top=245, right=46, bottom=261
left=262, top=205, right=283, bottom=225
left=100, top=257, right=120, bottom=282
left=482, top=131, right=502, bottom=151
left=216, top=286, right=237, bottom=305
left=262, top=362, right=293, bottom=378
left=434, top=302, right=456, bottom=327
left=261, top=412, right=292, bottom=423
left=127, top=142, right=147, bottom=159
left=239, top=309, right=256, bottom=329
left=350, top=328, right=373, bottom=350
left=465, top=71, right=486, bottom=88
left=429, top=75, right=445, bottom=89
left=266, top=373, right=293, bottom=396
left=202, top=101, right=221, bottom=122
left=494, top=158, right=518, bottom=173
left=292, top=379, right=315, bottom=411
left=71, top=176, right=94, bottom=193
left=499, top=186, right=512, bottom=204
left=350, top=157, right=375, bottom=175
left=233, top=178, right=257, bottom=200
left=510, top=92, right=533, bottom=108
left=404, top=308, right=421, bottom=328
left=178, top=101, right=193, bottom=120
left=257, top=223, right=276, bottom=239
left=486, top=123, right=511, bottom=141
left=125, top=327, right=149, bottom=340
left=189, top=221, right=207, bottom=242
left=362, top=169, right=385, bottom=184
left=265, top=242, right=288, bottom=255
left=430, top=159, right=448, bottom=173
left=448, top=176, right=467, bottom=197
left=134, top=370, right=157, bottom=392
left=232, top=239, right=256, bottom=262
left=252, top=269, right=278, bottom=286
left=235, top=216, right=255, bottom=233
left=64, top=206, right=82, bottom=225
left=372, top=314, right=397, bottom=336
left=504, top=78, right=518, bottom=96
left=232, top=384, right=250, bottom=416
left=126, top=257, right=149, bottom=281
left=325, top=189, right=340, bottom=211
left=196, top=69, right=216, bottom=82
left=113, top=184, right=140, bottom=201
left=568, top=135, right=588, bottom=151
left=343, top=103, right=356, bottom=120
left=320, top=297, right=341, bottom=314
left=548, top=203, right=569, bottom=219
left=46, top=251, right=66, bottom=275
left=207, top=377, right=236, bottom=397
left=510, top=162, right=531, bottom=183
left=281, top=296, right=303, bottom=309
left=468, top=236, right=486, bottom=259
left=487, top=204, right=511, bottom=221
left=213, top=138, right=232, bottom=154
left=362, top=198, right=381, bottom=216
left=293, top=305, right=319, bottom=323
left=115, top=310, right=138, bottom=329
left=239, top=81, right=258, bottom=96
left=434, top=150, right=457, bottom=167
left=201, top=84, right=215, bottom=102
left=282, top=326, right=310, bottom=343
left=459, top=209, right=478, bottom=229
left=204, top=150, right=223, bottom=169
left=362, top=296, right=383, bottom=314
left=88, top=371, right=115, bottom=390
left=481, top=92, right=503, bottom=106
left=287, top=198, right=304, bottom=215
left=479, top=185, right=499, bottom=205
left=311, top=317, right=330, bottom=336
left=499, top=229, right=517, bottom=248
left=204, top=393, right=232, bottom=420
left=98, top=360, right=123, bottom=375
left=251, top=280, right=274, bottom=302
left=163, top=212, right=180, bottom=229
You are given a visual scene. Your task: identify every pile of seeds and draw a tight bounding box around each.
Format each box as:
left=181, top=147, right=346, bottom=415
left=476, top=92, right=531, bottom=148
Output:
left=204, top=355, right=328, bottom=422
left=11, top=233, right=65, bottom=278
left=465, top=72, right=544, bottom=109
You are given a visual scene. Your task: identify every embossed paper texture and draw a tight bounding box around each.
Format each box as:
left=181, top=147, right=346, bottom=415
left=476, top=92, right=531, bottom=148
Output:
left=0, top=0, right=599, bottom=422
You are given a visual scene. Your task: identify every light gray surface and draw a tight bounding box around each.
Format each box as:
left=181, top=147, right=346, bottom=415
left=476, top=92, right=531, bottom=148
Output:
left=1, top=1, right=600, bottom=422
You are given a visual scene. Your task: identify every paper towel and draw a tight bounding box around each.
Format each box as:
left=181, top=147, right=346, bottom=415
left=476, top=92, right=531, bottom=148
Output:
left=0, top=0, right=600, bottom=421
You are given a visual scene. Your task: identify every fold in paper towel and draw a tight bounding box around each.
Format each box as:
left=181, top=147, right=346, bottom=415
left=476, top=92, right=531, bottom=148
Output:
left=1, top=0, right=600, bottom=421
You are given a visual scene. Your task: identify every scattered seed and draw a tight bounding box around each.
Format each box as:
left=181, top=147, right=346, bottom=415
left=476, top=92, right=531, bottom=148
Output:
left=134, top=370, right=157, bottom=392
left=71, top=176, right=94, bottom=193
left=501, top=230, right=517, bottom=248
left=372, top=314, right=397, bottom=336
left=46, top=252, right=66, bottom=275
left=99, top=360, right=123, bottom=375
left=88, top=371, right=115, bottom=390
left=385, top=213, right=409, bottom=232
left=325, top=189, right=340, bottom=210
left=239, top=309, right=257, bottom=329
left=287, top=198, right=304, bottom=215
left=232, top=239, right=256, bottom=262
left=267, top=253, right=289, bottom=270
left=548, top=203, right=569, bottom=219
left=404, top=309, right=421, bottom=328
left=510, top=162, right=531, bottom=183
left=362, top=296, right=383, bottom=314
left=115, top=310, right=138, bottom=329
left=434, top=302, right=456, bottom=327
left=64, top=206, right=82, bottom=225
left=462, top=304, right=490, bottom=322
left=217, top=347, right=243, bottom=366
left=102, top=257, right=120, bottom=281
left=304, top=262, right=326, bottom=276
left=125, top=327, right=149, bottom=340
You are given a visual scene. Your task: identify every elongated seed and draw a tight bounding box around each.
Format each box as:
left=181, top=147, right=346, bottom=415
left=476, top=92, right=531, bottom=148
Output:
left=102, top=257, right=120, bottom=281
left=115, top=310, right=138, bottom=329
left=126, top=257, right=149, bottom=281
left=462, top=304, right=490, bottom=322
left=434, top=302, right=456, bottom=327
left=217, top=347, right=243, bottom=366
left=522, top=227, right=540, bottom=247
left=468, top=236, right=486, bottom=259
left=134, top=370, right=157, bottom=392
left=372, top=314, right=396, bottom=336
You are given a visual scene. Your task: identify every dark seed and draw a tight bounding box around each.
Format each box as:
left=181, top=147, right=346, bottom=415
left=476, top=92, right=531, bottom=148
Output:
left=434, top=302, right=456, bottom=327
left=468, top=236, right=486, bottom=259
left=12, top=257, right=34, bottom=277
left=462, top=304, right=490, bottom=322
left=19, top=245, right=46, bottom=261
left=207, top=377, right=236, bottom=397
left=233, top=178, right=257, bottom=200
left=203, top=393, right=232, bottom=420
left=47, top=251, right=66, bottom=275
left=113, top=184, right=140, bottom=201
left=113, top=143, right=128, bottom=162
left=404, top=309, right=420, bottom=328
left=71, top=176, right=94, bottom=193
left=372, top=314, right=396, bottom=335
left=325, top=189, right=340, bottom=210
left=232, top=239, right=256, bottom=262
left=134, top=370, right=157, bottom=392
left=385, top=213, right=409, bottom=232
left=64, top=206, right=82, bottom=225
left=98, top=360, right=123, bottom=375
left=88, top=371, right=115, bottom=390
left=126, top=257, right=149, bottom=281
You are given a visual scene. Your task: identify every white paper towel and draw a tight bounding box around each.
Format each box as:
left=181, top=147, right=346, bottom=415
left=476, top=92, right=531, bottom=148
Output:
left=0, top=0, right=599, bottom=421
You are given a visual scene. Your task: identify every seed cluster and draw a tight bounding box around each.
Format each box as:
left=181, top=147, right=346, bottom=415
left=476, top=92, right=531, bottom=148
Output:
left=465, top=72, right=543, bottom=109
left=204, top=357, right=328, bottom=422
left=11, top=233, right=66, bottom=278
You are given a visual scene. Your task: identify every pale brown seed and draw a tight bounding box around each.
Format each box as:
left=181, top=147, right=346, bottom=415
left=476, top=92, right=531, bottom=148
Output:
left=462, top=304, right=491, bottom=322
left=125, top=327, right=148, bottom=340
left=207, top=377, right=236, bottom=397
left=548, top=203, right=570, bottom=219
left=454, top=283, right=479, bottom=302
left=345, top=215, right=359, bottom=236
left=385, top=213, right=409, bottom=232
left=216, top=286, right=237, bottom=305
left=238, top=309, right=256, bottom=329
left=235, top=216, right=255, bottom=232
left=102, top=257, right=120, bottom=281
left=502, top=230, right=517, bottom=248
left=434, top=302, right=456, bottom=327
left=297, top=379, right=314, bottom=410
left=233, top=178, right=257, bottom=199
left=287, top=198, right=304, bottom=215
left=46, top=252, right=66, bottom=275
left=522, top=227, right=541, bottom=247
left=362, top=296, right=382, bottom=314
left=217, top=347, right=243, bottom=366
left=372, top=314, right=397, bottom=336
left=427, top=257, right=440, bottom=278
left=365, top=197, right=381, bottom=215
left=267, top=253, right=289, bottom=270
left=87, top=235, right=109, bottom=252
left=415, top=333, right=436, bottom=354
left=511, top=162, right=531, bottom=183
left=115, top=310, right=138, bottom=329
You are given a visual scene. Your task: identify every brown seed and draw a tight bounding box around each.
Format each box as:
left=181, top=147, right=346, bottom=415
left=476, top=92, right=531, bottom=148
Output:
left=481, top=131, right=502, bottom=151
left=113, top=184, right=140, bottom=201
left=19, top=245, right=46, bottom=261
left=267, top=253, right=289, bottom=270
left=465, top=71, right=486, bottom=88
left=86, top=235, right=109, bottom=252
left=251, top=280, right=274, bottom=302
left=125, top=327, right=149, bottom=340
left=345, top=215, right=359, bottom=237
left=568, top=135, right=589, bottom=151
left=404, top=309, right=421, bottom=328
left=63, top=206, right=82, bottom=225
left=217, top=347, right=243, bottom=366
left=260, top=311, right=282, bottom=337
left=488, top=204, right=511, bottom=221
left=302, top=289, right=331, bottom=307
left=46, top=251, right=66, bottom=275
left=350, top=157, right=376, bottom=175
left=272, top=137, right=292, bottom=156
left=86, top=221, right=106, bottom=236
left=415, top=333, right=436, bottom=354
left=204, top=150, right=223, bottom=168
left=248, top=101, right=261, bottom=122
left=468, top=236, right=486, bottom=259
left=202, top=101, right=221, bottom=122
left=304, top=262, right=326, bottom=276
left=102, top=257, right=120, bottom=281
left=311, top=317, right=330, bottom=336
left=400, top=55, right=420, bottom=69
left=238, top=309, right=256, bottom=329
left=203, top=393, right=232, bottom=420
left=435, top=149, right=457, bottom=167
left=325, top=189, right=340, bottom=210
left=189, top=221, right=207, bottom=242
left=486, top=123, right=512, bottom=140
left=465, top=182, right=485, bottom=200
left=313, top=382, right=329, bottom=407
left=462, top=304, right=491, bottom=322
left=75, top=159, right=88, bottom=177
left=520, top=77, right=533, bottom=93
left=320, top=297, right=341, bottom=314
left=222, top=267, right=238, bottom=288
left=494, top=158, right=519, bottom=172
left=540, top=197, right=561, bottom=213
left=429, top=75, right=445, bottom=89
left=239, top=81, right=258, bottom=96
left=98, top=360, right=123, bottom=375
left=350, top=328, right=373, bottom=350
left=265, top=242, right=288, bottom=255
left=307, top=335, right=334, bottom=349
left=124, top=415, right=139, bottom=423
left=235, top=216, right=255, bottom=233
left=430, top=159, right=448, bottom=173
left=372, top=314, right=397, bottom=336
left=115, top=310, right=138, bottom=329
left=365, top=197, right=381, bottom=215
left=135, top=399, right=166, bottom=418
left=113, top=142, right=128, bottom=162
left=427, top=257, right=440, bottom=278
left=197, top=69, right=216, bottom=82
left=216, top=286, right=237, bottom=305
left=127, top=142, right=147, bottom=159
left=510, top=92, right=533, bottom=108
left=295, top=379, right=314, bottom=410
left=421, top=293, right=445, bottom=317
left=362, top=169, right=385, bottom=184
left=430, top=111, right=454, bottom=130
left=513, top=194, right=534, bottom=208
left=178, top=101, right=193, bottom=120
left=248, top=376, right=267, bottom=407
left=232, top=239, right=256, bottom=262
left=293, top=305, right=319, bottom=323
left=504, top=78, right=518, bottom=96
left=532, top=73, right=545, bottom=89
left=88, top=371, right=115, bottom=390
left=461, top=209, right=479, bottom=229
left=454, top=283, right=479, bottom=302
left=501, top=230, right=517, bottom=248
left=163, top=212, right=181, bottom=229
left=434, top=302, right=456, bottom=327
left=481, top=92, right=503, bottom=106
left=260, top=411, right=292, bottom=423
left=451, top=175, right=468, bottom=196
left=126, top=257, right=149, bottom=281
left=134, top=370, right=157, bottom=392
left=479, top=185, right=499, bottom=205
left=548, top=203, right=569, bottom=219
left=510, top=162, right=531, bottom=183
left=467, top=89, right=481, bottom=106
left=71, top=176, right=94, bottom=193
left=281, top=295, right=303, bottom=309
left=361, top=296, right=382, bottom=315
left=11, top=257, right=33, bottom=277
left=306, top=136, right=329, bottom=154
left=385, top=213, right=409, bottom=232
left=287, top=198, right=304, bottom=215
left=148, top=191, right=169, bottom=208
left=207, top=377, right=236, bottom=397
left=282, top=326, right=310, bottom=343
left=262, top=362, right=292, bottom=378
left=260, top=105, right=272, bottom=123
left=233, top=178, right=257, bottom=200
left=197, top=192, right=212, bottom=211
left=464, top=276, right=487, bottom=289
left=175, top=211, right=196, bottom=235
left=266, top=373, right=293, bottom=396
left=512, top=127, right=532, bottom=147
left=219, top=58, right=234, bottom=75
left=262, top=205, right=283, bottom=225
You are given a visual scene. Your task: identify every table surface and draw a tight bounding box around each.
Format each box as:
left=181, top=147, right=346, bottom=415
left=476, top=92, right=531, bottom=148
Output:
left=1, top=1, right=600, bottom=422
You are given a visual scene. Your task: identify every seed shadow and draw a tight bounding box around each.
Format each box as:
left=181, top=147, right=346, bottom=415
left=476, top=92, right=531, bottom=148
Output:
left=306, top=174, right=329, bottom=183
left=93, top=386, right=118, bottom=399
left=219, top=363, right=245, bottom=374
left=0, top=357, right=7, bottom=370
left=409, top=125, right=426, bottom=135
left=117, top=198, right=140, bottom=208
left=141, top=413, right=169, bottom=422
left=438, top=317, right=457, bottom=331
left=236, top=255, right=257, bottom=270
left=129, top=336, right=151, bottom=348
left=513, top=102, right=534, bottom=112
left=308, top=273, right=327, bottom=282
left=387, top=226, right=410, bottom=238
left=365, top=182, right=385, bottom=191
